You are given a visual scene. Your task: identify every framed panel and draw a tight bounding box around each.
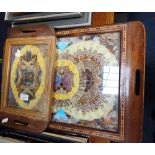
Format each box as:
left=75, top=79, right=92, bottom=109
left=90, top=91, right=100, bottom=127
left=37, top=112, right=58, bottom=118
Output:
left=5, top=12, right=92, bottom=29
left=49, top=22, right=145, bottom=142
left=5, top=12, right=82, bottom=22
left=0, top=25, right=56, bottom=133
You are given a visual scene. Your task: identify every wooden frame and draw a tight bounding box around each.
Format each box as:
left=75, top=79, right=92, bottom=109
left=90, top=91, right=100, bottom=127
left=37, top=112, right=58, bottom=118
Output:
left=0, top=25, right=56, bottom=133
left=49, top=21, right=146, bottom=142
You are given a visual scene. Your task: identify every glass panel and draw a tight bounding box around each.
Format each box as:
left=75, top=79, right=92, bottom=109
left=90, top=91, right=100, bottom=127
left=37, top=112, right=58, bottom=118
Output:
left=8, top=44, right=48, bottom=112
left=52, top=32, right=120, bottom=132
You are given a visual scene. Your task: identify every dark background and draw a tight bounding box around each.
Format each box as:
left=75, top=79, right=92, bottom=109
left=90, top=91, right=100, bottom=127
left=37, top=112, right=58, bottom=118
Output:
left=0, top=12, right=154, bottom=142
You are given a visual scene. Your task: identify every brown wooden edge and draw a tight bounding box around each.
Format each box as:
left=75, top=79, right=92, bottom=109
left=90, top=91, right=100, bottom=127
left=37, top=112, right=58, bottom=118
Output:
left=48, top=21, right=145, bottom=142
left=7, top=24, right=55, bottom=38
left=91, top=12, right=114, bottom=27
left=0, top=24, right=56, bottom=133
left=89, top=136, right=110, bottom=143
left=124, top=21, right=146, bottom=142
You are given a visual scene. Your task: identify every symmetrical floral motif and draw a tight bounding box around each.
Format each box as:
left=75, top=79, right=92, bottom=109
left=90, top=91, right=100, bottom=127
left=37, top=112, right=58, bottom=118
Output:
left=53, top=59, right=79, bottom=100
left=15, top=50, right=41, bottom=102
left=9, top=45, right=46, bottom=110
left=52, top=32, right=120, bottom=132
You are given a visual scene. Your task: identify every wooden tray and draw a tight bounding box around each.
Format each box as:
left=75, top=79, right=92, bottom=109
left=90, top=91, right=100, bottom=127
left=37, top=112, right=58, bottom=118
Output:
left=49, top=21, right=146, bottom=142
left=0, top=24, right=56, bottom=133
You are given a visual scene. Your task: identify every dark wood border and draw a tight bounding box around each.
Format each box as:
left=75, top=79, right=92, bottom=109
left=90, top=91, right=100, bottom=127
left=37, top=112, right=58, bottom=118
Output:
left=49, top=22, right=145, bottom=142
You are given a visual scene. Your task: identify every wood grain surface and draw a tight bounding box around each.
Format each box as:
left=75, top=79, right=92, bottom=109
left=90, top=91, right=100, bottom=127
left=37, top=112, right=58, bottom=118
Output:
left=0, top=24, right=56, bottom=133
left=49, top=21, right=145, bottom=142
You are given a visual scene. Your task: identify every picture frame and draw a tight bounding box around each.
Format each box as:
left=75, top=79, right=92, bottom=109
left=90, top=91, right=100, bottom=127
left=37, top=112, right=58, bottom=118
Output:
left=0, top=24, right=56, bottom=133
left=49, top=21, right=146, bottom=142
left=5, top=12, right=92, bottom=29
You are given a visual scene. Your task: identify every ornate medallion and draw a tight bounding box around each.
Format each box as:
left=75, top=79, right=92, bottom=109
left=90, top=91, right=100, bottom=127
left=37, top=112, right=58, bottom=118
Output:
left=53, top=59, right=79, bottom=100
left=10, top=45, right=46, bottom=110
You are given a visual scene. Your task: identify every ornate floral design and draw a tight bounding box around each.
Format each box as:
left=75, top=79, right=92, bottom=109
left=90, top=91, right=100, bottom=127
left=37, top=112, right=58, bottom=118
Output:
left=10, top=45, right=46, bottom=110
left=54, top=66, right=74, bottom=93
left=15, top=50, right=41, bottom=101
left=53, top=59, right=80, bottom=100
left=52, top=32, right=120, bottom=132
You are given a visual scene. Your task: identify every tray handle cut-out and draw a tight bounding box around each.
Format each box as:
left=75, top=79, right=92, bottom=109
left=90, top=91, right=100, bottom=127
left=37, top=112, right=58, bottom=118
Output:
left=134, top=69, right=141, bottom=96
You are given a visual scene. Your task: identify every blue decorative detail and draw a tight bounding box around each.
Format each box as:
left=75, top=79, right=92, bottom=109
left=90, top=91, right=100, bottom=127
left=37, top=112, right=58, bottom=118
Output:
left=54, top=108, right=68, bottom=122
left=55, top=72, right=61, bottom=89
left=56, top=41, right=69, bottom=52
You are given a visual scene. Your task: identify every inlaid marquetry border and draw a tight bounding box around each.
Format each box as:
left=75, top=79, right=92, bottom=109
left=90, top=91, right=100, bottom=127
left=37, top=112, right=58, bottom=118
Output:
left=50, top=24, right=127, bottom=142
